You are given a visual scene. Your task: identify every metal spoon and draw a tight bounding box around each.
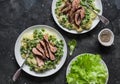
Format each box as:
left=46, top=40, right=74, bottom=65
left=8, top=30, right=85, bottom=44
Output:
left=12, top=54, right=29, bottom=82
left=85, top=0, right=110, bottom=25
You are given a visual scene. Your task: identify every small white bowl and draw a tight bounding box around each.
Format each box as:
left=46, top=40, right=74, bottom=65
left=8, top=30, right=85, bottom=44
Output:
left=98, top=28, right=114, bottom=46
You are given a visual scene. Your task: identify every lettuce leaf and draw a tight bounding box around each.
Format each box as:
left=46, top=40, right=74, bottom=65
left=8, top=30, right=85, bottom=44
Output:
left=66, top=53, right=108, bottom=84
left=68, top=39, right=77, bottom=55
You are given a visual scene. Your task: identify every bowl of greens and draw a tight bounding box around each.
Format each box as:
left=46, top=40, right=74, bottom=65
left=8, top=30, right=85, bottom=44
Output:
left=15, top=25, right=67, bottom=77
left=66, top=53, right=109, bottom=84
left=52, top=0, right=103, bottom=34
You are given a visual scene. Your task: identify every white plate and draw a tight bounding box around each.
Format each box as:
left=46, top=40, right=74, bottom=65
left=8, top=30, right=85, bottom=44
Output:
left=52, top=0, right=103, bottom=34
left=14, top=25, right=67, bottom=77
left=66, top=53, right=109, bottom=84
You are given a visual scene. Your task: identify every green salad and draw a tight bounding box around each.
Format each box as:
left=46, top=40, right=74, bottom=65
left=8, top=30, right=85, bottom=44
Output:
left=55, top=0, right=100, bottom=32
left=66, top=53, right=108, bottom=84
left=20, top=29, right=64, bottom=72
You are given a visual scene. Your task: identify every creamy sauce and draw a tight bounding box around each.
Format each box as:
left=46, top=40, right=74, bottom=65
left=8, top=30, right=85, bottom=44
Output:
left=100, top=30, right=111, bottom=42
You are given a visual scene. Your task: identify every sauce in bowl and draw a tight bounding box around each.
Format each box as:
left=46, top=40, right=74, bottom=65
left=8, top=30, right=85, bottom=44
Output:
left=98, top=28, right=114, bottom=46
left=100, top=30, right=111, bottom=42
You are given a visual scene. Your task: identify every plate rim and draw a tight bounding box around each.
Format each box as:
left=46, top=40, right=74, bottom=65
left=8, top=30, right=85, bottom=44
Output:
left=14, top=25, right=67, bottom=77
left=51, top=0, right=103, bottom=34
left=66, top=53, right=109, bottom=84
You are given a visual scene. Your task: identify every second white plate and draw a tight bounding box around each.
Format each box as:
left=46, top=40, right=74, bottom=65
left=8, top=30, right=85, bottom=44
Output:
left=52, top=0, right=103, bottom=34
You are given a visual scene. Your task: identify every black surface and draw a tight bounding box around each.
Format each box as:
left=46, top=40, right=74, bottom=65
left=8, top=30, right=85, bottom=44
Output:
left=0, top=0, right=120, bottom=84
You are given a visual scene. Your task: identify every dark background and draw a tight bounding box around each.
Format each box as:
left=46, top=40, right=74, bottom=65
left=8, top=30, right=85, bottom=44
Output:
left=0, top=0, right=120, bottom=84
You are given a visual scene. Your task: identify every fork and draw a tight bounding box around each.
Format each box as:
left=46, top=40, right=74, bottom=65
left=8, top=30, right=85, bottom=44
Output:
left=85, top=0, right=110, bottom=25
left=12, top=53, right=29, bottom=82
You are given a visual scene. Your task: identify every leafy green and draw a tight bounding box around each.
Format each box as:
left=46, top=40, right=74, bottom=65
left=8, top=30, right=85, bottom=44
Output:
left=68, top=39, right=77, bottom=55
left=66, top=53, right=108, bottom=84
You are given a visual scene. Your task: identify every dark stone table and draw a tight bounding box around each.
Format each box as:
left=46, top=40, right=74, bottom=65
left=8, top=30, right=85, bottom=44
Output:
left=0, top=0, right=120, bottom=84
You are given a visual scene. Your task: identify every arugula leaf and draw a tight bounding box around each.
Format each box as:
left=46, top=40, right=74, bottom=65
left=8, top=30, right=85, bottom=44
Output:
left=68, top=39, right=77, bottom=56
left=66, top=53, right=108, bottom=84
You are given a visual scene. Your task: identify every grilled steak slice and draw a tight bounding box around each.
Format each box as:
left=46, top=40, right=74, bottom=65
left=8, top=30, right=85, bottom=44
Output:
left=43, top=34, right=49, bottom=42
left=74, top=7, right=85, bottom=26
left=49, top=44, right=57, bottom=53
left=36, top=56, right=44, bottom=67
left=68, top=11, right=75, bottom=23
left=40, top=40, right=49, bottom=58
left=72, top=0, right=80, bottom=10
left=61, top=1, right=72, bottom=14
left=36, top=43, right=45, bottom=56
left=75, top=9, right=81, bottom=26
left=68, top=0, right=80, bottom=24
left=46, top=42, right=55, bottom=61
left=43, top=34, right=55, bottom=60
left=43, top=34, right=57, bottom=53
left=32, top=48, right=46, bottom=59
left=80, top=7, right=85, bottom=19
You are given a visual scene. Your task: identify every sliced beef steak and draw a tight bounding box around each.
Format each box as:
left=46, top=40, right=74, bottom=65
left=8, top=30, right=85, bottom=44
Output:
left=32, top=48, right=46, bottom=59
left=61, top=0, right=85, bottom=27
left=36, top=56, right=44, bottom=67
left=72, top=0, right=80, bottom=10
left=46, top=43, right=55, bottom=61
left=61, top=1, right=72, bottom=14
left=40, top=40, right=49, bottom=58
left=49, top=44, right=57, bottom=53
left=43, top=34, right=57, bottom=53
left=36, top=43, right=45, bottom=56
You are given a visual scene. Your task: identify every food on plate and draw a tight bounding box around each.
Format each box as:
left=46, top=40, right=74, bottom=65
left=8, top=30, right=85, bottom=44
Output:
left=55, top=0, right=100, bottom=32
left=20, top=29, right=64, bottom=72
left=68, top=39, right=77, bottom=55
left=66, top=53, right=108, bottom=84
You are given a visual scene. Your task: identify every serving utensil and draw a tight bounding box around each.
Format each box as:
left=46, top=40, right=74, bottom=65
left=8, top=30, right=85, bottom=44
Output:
left=12, top=53, right=29, bottom=82
left=85, top=0, right=110, bottom=25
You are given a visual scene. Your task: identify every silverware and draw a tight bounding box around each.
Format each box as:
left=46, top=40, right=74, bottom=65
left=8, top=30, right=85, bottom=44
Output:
left=85, top=0, right=110, bottom=25
left=12, top=54, right=29, bottom=82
